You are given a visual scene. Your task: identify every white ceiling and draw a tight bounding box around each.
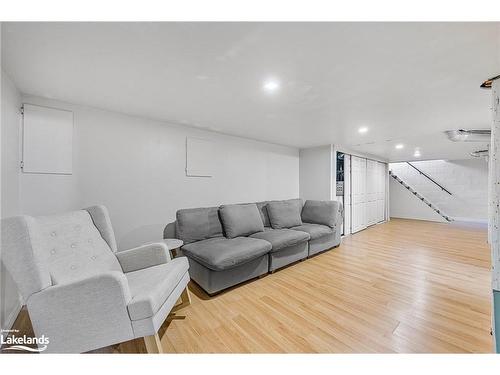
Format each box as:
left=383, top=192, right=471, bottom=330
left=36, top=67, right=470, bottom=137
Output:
left=2, top=22, right=499, bottom=161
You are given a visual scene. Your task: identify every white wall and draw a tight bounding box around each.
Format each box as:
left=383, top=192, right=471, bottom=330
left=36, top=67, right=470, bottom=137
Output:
left=299, top=145, right=332, bottom=201
left=19, top=95, right=300, bottom=249
left=390, top=159, right=488, bottom=223
left=1, top=70, right=23, bottom=330
left=389, top=177, right=447, bottom=222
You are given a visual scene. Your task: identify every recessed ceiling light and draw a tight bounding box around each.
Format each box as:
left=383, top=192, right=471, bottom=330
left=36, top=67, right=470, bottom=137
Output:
left=395, top=144, right=404, bottom=149
left=358, top=127, right=368, bottom=134
left=414, top=151, right=421, bottom=157
left=263, top=79, right=280, bottom=93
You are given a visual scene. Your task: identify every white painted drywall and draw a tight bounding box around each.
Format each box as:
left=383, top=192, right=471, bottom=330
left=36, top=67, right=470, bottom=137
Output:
left=1, top=70, right=23, bottom=331
left=389, top=177, right=447, bottom=222
left=299, top=145, right=332, bottom=201
left=390, top=159, right=488, bottom=223
left=18, top=95, right=300, bottom=250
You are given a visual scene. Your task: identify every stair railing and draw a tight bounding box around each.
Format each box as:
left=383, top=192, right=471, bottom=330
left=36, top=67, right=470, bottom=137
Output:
left=406, top=162, right=452, bottom=196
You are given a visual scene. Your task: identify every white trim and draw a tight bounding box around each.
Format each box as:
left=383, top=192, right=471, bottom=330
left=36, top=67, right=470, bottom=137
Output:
left=452, top=217, right=488, bottom=224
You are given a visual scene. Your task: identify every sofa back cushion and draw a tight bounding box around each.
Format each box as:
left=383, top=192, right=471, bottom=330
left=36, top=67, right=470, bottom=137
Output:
left=256, top=201, right=271, bottom=228
left=176, top=207, right=223, bottom=244
left=219, top=203, right=264, bottom=238
left=267, top=199, right=303, bottom=229
left=301, top=200, right=340, bottom=228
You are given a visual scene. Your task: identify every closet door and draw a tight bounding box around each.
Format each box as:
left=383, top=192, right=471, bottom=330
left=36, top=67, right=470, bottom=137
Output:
left=376, top=162, right=386, bottom=222
left=351, top=156, right=367, bottom=233
left=366, top=159, right=378, bottom=226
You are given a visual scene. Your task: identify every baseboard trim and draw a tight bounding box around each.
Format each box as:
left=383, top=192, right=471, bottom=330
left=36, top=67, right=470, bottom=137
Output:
left=452, top=217, right=488, bottom=224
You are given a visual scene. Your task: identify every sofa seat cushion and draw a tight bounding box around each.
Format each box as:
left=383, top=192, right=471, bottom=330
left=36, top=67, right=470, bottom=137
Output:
left=219, top=203, right=264, bottom=238
left=249, top=229, right=310, bottom=252
left=181, top=237, right=272, bottom=271
left=126, top=257, right=189, bottom=321
left=291, top=223, right=333, bottom=240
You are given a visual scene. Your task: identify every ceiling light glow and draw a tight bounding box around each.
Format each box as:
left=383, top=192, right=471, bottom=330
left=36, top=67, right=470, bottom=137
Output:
left=414, top=151, right=421, bottom=157
left=395, top=144, right=404, bottom=149
left=358, top=127, right=368, bottom=134
left=263, top=79, right=280, bottom=93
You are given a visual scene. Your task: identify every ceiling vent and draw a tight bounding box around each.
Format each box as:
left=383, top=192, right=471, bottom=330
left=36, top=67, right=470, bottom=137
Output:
left=470, top=149, right=489, bottom=158
left=444, top=129, right=491, bottom=142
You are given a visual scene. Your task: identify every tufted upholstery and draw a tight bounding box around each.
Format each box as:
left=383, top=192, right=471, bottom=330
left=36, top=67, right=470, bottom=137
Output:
left=34, top=210, right=123, bottom=285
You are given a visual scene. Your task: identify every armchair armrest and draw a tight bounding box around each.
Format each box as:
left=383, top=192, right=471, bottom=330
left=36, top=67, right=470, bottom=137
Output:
left=116, top=242, right=171, bottom=273
left=301, top=200, right=343, bottom=228
left=27, top=272, right=134, bottom=353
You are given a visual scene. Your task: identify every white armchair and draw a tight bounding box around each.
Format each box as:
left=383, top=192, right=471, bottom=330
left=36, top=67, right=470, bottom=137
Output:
left=1, top=205, right=190, bottom=353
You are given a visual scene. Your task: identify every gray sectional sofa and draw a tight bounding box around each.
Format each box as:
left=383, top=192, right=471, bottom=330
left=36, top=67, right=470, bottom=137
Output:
left=164, top=199, right=343, bottom=295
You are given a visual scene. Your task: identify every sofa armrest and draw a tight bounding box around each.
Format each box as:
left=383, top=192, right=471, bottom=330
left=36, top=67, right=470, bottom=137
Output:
left=301, top=200, right=343, bottom=228
left=163, top=222, right=176, bottom=239
left=27, top=272, right=134, bottom=353
left=116, top=242, right=171, bottom=273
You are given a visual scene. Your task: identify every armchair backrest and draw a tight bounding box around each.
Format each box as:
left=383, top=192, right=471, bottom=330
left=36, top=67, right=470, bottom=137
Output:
left=1, top=205, right=122, bottom=302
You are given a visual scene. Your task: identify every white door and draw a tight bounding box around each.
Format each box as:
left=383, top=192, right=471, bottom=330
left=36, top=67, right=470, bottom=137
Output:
left=366, top=159, right=378, bottom=226
left=351, top=156, right=367, bottom=233
left=376, top=162, right=386, bottom=222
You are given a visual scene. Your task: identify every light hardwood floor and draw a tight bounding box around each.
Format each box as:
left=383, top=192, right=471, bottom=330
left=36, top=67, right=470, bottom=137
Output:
left=6, top=218, right=493, bottom=353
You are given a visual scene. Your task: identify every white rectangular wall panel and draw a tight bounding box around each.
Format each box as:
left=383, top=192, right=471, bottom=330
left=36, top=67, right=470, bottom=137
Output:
left=22, top=104, right=73, bottom=174
left=186, top=137, right=215, bottom=177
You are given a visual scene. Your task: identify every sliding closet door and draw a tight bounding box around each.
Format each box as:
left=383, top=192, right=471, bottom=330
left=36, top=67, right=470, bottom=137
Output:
left=351, top=156, right=367, bottom=233
left=376, top=162, right=386, bottom=223
left=366, top=159, right=378, bottom=226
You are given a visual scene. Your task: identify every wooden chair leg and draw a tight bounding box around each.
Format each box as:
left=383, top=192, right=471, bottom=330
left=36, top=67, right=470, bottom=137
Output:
left=181, top=286, right=191, bottom=305
left=172, top=286, right=191, bottom=313
left=143, top=332, right=163, bottom=354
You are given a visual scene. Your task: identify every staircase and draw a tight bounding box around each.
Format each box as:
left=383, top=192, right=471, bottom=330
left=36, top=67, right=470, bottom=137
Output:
left=389, top=171, right=452, bottom=222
